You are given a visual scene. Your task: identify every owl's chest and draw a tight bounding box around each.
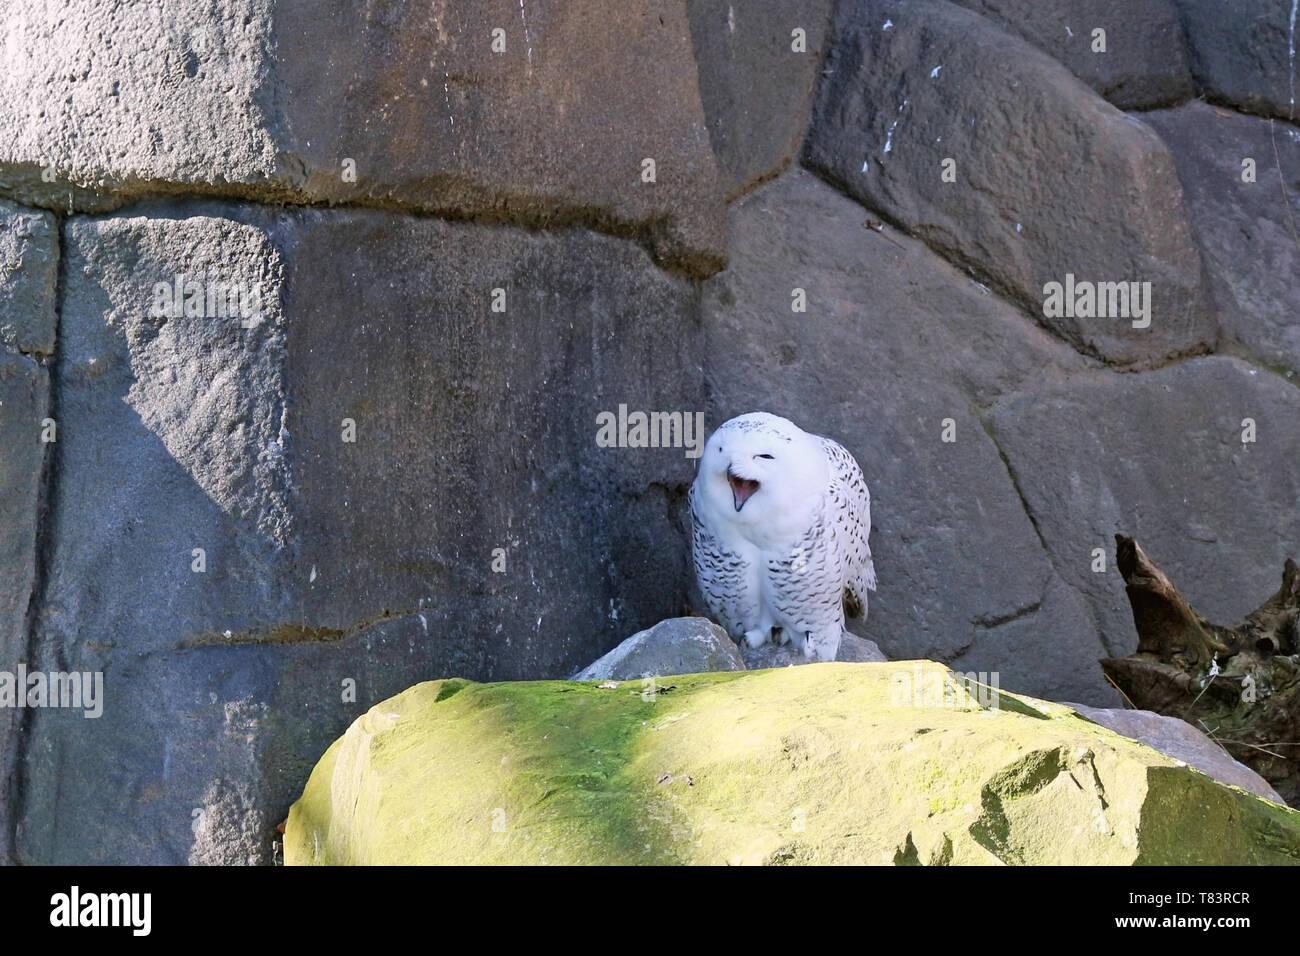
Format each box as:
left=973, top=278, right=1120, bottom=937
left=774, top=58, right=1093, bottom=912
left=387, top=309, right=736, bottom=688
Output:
left=735, top=534, right=827, bottom=597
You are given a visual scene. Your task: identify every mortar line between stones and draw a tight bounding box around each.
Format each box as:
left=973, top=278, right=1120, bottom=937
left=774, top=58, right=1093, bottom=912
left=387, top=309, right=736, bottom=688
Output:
left=6, top=186, right=719, bottom=283
left=1126, top=98, right=1300, bottom=129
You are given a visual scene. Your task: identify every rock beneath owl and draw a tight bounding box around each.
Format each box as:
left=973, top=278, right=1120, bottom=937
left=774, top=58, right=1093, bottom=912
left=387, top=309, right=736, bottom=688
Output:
left=742, top=631, right=887, bottom=670
left=569, top=617, right=745, bottom=681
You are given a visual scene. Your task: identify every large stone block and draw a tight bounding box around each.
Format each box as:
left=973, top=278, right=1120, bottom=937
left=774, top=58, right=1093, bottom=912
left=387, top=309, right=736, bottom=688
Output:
left=0, top=352, right=46, bottom=661
left=1068, top=703, right=1284, bottom=804
left=1144, top=102, right=1300, bottom=377
left=988, top=357, right=1300, bottom=658
left=0, top=352, right=48, bottom=865
left=951, top=0, right=1195, bottom=109
left=0, top=201, right=56, bottom=651
left=0, top=0, right=726, bottom=276
left=803, top=0, right=1213, bottom=366
left=1175, top=0, right=1300, bottom=122
left=0, top=199, right=57, bottom=864
left=0, top=200, right=58, bottom=357
left=19, top=615, right=469, bottom=864
left=22, top=202, right=702, bottom=863
left=700, top=168, right=1116, bottom=704
left=285, top=665, right=1300, bottom=864
left=686, top=0, right=837, bottom=198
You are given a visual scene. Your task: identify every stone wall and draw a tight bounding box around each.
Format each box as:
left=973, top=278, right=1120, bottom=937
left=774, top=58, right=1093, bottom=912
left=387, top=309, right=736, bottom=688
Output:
left=0, top=0, right=1296, bottom=863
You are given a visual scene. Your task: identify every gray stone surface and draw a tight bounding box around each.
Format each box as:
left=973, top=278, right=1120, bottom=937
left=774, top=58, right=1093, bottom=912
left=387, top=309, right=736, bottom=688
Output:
left=0, top=352, right=46, bottom=661
left=0, top=201, right=55, bottom=655
left=1144, top=102, right=1300, bottom=377
left=0, top=199, right=56, bottom=865
left=46, top=212, right=293, bottom=663
left=20, top=613, right=464, bottom=865
left=571, top=617, right=745, bottom=681
left=741, top=631, right=887, bottom=670
left=687, top=0, right=837, bottom=199
left=803, top=0, right=1212, bottom=367
left=0, top=0, right=726, bottom=277
left=7, top=0, right=1300, bottom=866
left=1068, top=703, right=1286, bottom=804
left=988, top=357, right=1300, bottom=659
left=1175, top=0, right=1300, bottom=122
left=0, top=351, right=48, bottom=865
left=833, top=633, right=889, bottom=663
left=22, top=201, right=703, bottom=863
left=700, top=167, right=1117, bottom=705
left=951, top=0, right=1195, bottom=109
left=0, top=201, right=59, bottom=357
left=948, top=575, right=1110, bottom=703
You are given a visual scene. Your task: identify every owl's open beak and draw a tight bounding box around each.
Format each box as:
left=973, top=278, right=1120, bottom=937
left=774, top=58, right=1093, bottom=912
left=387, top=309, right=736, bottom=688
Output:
left=728, top=469, right=760, bottom=512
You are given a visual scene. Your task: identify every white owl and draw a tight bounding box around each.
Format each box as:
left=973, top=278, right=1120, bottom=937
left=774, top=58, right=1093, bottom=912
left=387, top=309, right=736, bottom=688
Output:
left=689, top=412, right=876, bottom=662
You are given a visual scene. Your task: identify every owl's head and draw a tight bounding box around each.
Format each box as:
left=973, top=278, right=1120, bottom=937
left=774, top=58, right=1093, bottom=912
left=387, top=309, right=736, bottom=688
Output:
left=696, top=412, right=830, bottom=535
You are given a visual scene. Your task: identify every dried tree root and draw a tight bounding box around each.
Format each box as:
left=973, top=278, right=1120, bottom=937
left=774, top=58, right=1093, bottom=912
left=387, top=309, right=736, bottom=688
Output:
left=1102, top=534, right=1300, bottom=804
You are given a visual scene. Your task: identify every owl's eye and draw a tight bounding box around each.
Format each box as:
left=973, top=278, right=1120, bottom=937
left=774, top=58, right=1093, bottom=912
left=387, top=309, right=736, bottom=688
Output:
left=756, top=454, right=774, bottom=460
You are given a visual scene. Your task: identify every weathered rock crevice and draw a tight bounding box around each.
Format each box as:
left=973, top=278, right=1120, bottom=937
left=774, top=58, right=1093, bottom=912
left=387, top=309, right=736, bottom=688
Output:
left=8, top=213, right=65, bottom=864
left=971, top=597, right=1045, bottom=631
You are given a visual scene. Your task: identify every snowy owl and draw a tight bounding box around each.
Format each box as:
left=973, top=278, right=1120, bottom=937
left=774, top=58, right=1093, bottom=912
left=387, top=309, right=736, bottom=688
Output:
left=689, top=412, right=876, bottom=662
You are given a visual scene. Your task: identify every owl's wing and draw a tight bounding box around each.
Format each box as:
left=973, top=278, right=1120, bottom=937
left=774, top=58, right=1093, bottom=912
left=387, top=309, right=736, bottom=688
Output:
left=820, top=436, right=876, bottom=618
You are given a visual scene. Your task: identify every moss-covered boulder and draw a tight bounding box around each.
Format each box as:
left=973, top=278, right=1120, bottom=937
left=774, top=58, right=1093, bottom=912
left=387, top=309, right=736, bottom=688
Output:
left=285, top=662, right=1300, bottom=865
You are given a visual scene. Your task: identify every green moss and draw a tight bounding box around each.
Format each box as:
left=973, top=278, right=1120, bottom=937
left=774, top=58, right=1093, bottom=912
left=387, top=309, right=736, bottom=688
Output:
left=286, top=662, right=1300, bottom=865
